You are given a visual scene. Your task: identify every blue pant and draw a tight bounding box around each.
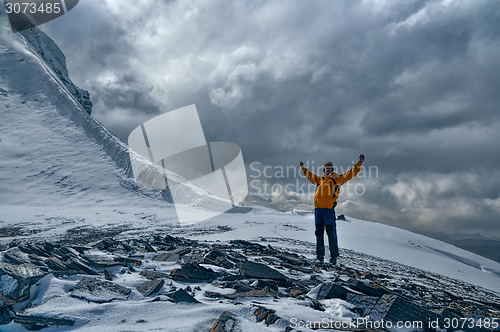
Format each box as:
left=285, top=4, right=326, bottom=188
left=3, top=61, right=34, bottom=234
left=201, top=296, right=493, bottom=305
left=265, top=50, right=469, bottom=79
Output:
left=315, top=208, right=339, bottom=259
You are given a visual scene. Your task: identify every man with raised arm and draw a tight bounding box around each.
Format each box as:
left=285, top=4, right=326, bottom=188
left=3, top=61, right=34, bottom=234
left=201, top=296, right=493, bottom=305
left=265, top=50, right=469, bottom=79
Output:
left=300, top=154, right=365, bottom=265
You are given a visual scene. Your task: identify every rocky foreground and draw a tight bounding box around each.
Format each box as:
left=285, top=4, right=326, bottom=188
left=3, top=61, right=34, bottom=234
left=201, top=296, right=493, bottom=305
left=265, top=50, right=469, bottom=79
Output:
left=1, top=229, right=499, bottom=331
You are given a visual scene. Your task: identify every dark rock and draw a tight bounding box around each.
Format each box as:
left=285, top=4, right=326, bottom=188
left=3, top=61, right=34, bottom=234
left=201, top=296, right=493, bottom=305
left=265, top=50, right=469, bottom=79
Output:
left=169, top=288, right=200, bottom=303
left=71, top=277, right=131, bottom=303
left=66, top=259, right=98, bottom=275
left=204, top=249, right=226, bottom=261
left=238, top=261, right=287, bottom=282
left=210, top=311, right=239, bottom=332
left=254, top=306, right=280, bottom=326
left=224, top=289, right=274, bottom=300
left=366, top=294, right=441, bottom=329
left=153, top=247, right=191, bottom=262
left=46, top=257, right=69, bottom=271
left=143, top=241, right=156, bottom=253
left=0, top=263, right=47, bottom=304
left=205, top=291, right=224, bottom=298
left=346, top=279, right=389, bottom=297
left=152, top=252, right=180, bottom=262
left=337, top=214, right=346, bottom=220
left=120, top=241, right=134, bottom=253
left=68, top=245, right=93, bottom=254
left=92, top=238, right=116, bottom=251
left=170, top=262, right=221, bottom=282
left=14, top=314, right=75, bottom=330
left=226, top=281, right=252, bottom=293
left=317, top=282, right=350, bottom=300
left=362, top=272, right=376, bottom=280
left=309, top=300, right=325, bottom=311
left=275, top=253, right=304, bottom=266
left=287, top=286, right=308, bottom=297
left=113, top=256, right=141, bottom=265
left=346, top=293, right=380, bottom=316
left=204, top=250, right=234, bottom=269
left=252, top=279, right=278, bottom=291
left=53, top=246, right=79, bottom=259
left=282, top=262, right=313, bottom=274
left=82, top=254, right=121, bottom=268
left=8, top=239, right=20, bottom=248
left=139, top=270, right=169, bottom=280
left=137, top=278, right=165, bottom=297
left=19, top=244, right=50, bottom=258
left=0, top=306, right=12, bottom=325
left=221, top=275, right=246, bottom=281
left=4, top=249, right=31, bottom=265
left=104, top=269, right=116, bottom=281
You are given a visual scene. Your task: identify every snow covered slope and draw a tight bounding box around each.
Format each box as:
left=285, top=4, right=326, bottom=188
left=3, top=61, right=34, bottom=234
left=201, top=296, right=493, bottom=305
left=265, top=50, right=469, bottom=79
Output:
left=180, top=208, right=500, bottom=293
left=0, top=16, right=230, bottom=233
left=1, top=13, right=500, bottom=301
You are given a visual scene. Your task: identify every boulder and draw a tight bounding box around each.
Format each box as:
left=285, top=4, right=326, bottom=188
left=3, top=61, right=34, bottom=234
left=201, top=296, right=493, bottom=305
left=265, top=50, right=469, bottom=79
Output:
left=346, top=279, right=389, bottom=297
left=275, top=253, right=304, bottom=266
left=0, top=306, right=12, bottom=325
left=204, top=250, right=234, bottom=269
left=4, top=249, right=31, bottom=265
left=224, top=289, right=274, bottom=300
left=254, top=306, right=280, bottom=326
left=252, top=279, right=278, bottom=291
left=46, top=257, right=70, bottom=272
left=66, top=258, right=98, bottom=275
left=104, top=269, right=116, bottom=281
left=0, top=263, right=46, bottom=304
left=137, top=279, right=164, bottom=297
left=210, top=311, right=239, bottom=332
left=169, top=288, right=200, bottom=303
left=139, top=270, right=169, bottom=280
left=366, top=294, right=441, bottom=328
left=152, top=252, right=180, bottom=262
left=316, top=282, right=350, bottom=300
left=71, top=277, right=131, bottom=303
left=346, top=293, right=380, bottom=316
left=170, top=262, right=220, bottom=282
left=238, top=261, right=287, bottom=283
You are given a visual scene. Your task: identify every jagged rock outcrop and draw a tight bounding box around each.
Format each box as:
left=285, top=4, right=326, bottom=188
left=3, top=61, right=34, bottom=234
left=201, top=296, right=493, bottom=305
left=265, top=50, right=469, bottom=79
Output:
left=1, top=233, right=499, bottom=331
left=19, top=28, right=93, bottom=115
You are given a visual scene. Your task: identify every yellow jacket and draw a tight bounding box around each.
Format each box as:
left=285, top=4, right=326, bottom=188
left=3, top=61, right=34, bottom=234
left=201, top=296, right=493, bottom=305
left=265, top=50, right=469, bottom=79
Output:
left=302, top=161, right=363, bottom=209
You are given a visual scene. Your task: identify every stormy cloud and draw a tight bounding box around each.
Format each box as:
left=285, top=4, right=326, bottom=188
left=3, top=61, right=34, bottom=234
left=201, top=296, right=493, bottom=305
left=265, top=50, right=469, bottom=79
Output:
left=37, top=0, right=500, bottom=237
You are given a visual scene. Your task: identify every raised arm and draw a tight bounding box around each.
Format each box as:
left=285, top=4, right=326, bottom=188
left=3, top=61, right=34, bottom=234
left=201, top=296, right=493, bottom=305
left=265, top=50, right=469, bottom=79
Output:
left=335, top=154, right=365, bottom=185
left=300, top=161, right=322, bottom=185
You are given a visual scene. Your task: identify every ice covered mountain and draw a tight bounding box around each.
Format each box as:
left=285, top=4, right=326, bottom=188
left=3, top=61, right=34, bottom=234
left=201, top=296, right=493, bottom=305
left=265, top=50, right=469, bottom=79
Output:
left=1, top=14, right=500, bottom=331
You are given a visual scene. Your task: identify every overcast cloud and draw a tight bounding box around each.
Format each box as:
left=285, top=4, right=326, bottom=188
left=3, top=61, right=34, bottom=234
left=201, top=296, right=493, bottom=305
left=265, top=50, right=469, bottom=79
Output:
left=38, top=0, right=500, bottom=237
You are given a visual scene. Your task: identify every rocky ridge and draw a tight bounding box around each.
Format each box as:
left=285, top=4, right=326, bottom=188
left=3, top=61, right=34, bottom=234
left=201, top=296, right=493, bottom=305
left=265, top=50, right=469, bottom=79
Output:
left=0, top=232, right=499, bottom=331
left=18, top=27, right=93, bottom=115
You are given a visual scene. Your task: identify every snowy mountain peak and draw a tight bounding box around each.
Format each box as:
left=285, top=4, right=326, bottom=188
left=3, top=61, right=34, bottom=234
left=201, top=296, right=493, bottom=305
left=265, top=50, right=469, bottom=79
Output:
left=18, top=26, right=93, bottom=115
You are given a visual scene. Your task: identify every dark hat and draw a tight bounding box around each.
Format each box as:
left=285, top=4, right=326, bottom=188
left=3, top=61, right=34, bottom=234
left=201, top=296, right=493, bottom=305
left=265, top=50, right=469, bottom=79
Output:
left=324, top=161, right=333, bottom=167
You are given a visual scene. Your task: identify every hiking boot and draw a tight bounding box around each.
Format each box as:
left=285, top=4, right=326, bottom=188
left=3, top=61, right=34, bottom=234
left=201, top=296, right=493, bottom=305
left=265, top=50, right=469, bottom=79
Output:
left=329, top=257, right=337, bottom=265
left=315, top=256, right=324, bottom=264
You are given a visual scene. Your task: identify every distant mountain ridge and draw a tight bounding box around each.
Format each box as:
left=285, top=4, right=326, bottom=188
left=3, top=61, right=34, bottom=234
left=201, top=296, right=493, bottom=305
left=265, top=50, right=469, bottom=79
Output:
left=421, top=231, right=500, bottom=264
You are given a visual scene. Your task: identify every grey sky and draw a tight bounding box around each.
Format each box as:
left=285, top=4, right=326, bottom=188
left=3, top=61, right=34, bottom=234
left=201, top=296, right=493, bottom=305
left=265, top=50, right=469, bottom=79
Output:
left=34, top=0, right=500, bottom=237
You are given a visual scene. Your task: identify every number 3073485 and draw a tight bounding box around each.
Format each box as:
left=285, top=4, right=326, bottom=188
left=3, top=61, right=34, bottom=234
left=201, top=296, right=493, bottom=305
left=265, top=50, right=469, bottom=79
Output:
left=5, top=2, right=61, bottom=14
